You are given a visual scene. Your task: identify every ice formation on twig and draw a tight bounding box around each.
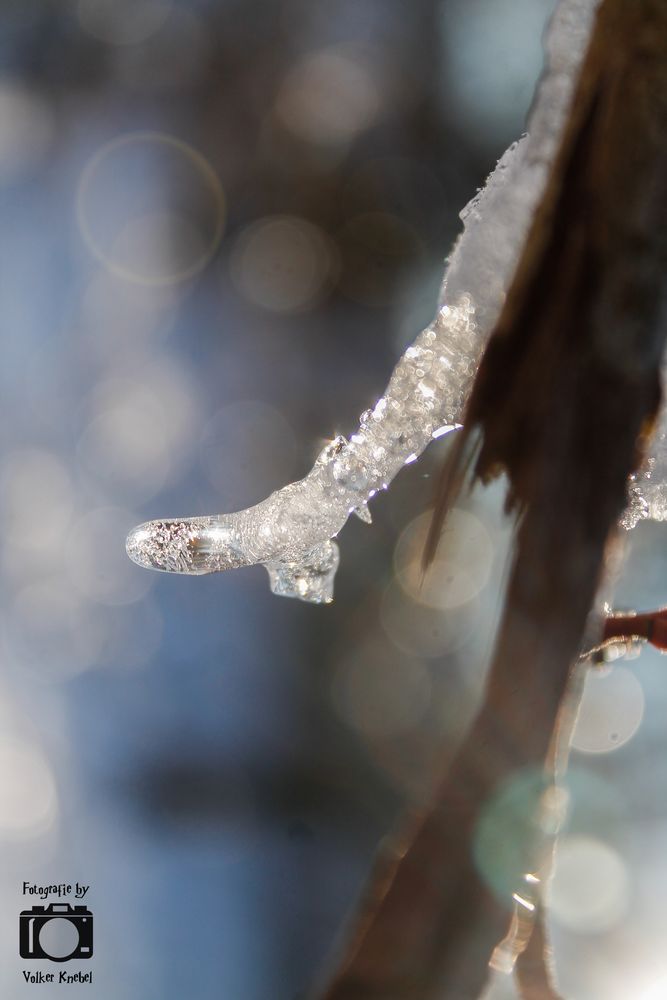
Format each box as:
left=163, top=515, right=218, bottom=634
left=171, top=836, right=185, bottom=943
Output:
left=621, top=372, right=667, bottom=529
left=125, top=296, right=479, bottom=603
left=127, top=0, right=653, bottom=606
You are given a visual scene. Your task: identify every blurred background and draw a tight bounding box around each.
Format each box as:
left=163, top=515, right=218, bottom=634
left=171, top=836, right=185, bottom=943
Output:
left=1, top=0, right=667, bottom=997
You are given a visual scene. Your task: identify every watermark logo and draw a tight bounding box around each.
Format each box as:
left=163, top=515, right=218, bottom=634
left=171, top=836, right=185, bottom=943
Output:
left=20, top=883, right=93, bottom=985
left=20, top=904, right=93, bottom=962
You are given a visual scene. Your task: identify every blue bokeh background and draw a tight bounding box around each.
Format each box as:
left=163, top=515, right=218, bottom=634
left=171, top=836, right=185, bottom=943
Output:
left=2, top=2, right=666, bottom=997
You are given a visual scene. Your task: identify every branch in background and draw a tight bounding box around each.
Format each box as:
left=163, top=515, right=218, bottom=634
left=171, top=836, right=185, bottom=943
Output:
left=600, top=607, right=667, bottom=652
left=513, top=904, right=562, bottom=1000
left=319, top=1, right=667, bottom=998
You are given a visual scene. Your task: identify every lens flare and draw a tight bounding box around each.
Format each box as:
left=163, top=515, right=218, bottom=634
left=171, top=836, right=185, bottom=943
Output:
left=77, top=132, right=225, bottom=286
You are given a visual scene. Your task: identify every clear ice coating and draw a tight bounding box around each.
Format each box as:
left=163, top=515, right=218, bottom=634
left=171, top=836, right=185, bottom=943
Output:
left=126, top=297, right=479, bottom=603
left=620, top=368, right=667, bottom=529
left=128, top=0, right=658, bottom=604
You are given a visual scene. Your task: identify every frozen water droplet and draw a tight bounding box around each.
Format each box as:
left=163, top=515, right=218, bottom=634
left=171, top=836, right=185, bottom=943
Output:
left=265, top=540, right=339, bottom=604
left=352, top=503, right=372, bottom=524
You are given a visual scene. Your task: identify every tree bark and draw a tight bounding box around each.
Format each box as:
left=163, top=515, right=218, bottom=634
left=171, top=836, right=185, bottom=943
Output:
left=319, top=2, right=667, bottom=997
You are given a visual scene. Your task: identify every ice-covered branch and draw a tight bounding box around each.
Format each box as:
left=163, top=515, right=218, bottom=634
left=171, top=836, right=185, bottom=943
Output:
left=125, top=135, right=530, bottom=604
left=622, top=376, right=667, bottom=528
left=125, top=294, right=480, bottom=602
left=126, top=0, right=654, bottom=609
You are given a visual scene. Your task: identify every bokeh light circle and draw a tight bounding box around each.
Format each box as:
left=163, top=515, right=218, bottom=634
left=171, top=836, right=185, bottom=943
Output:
left=8, top=580, right=108, bottom=681
left=640, top=976, right=667, bottom=1000
left=1, top=450, right=73, bottom=557
left=77, top=131, right=225, bottom=286
left=0, top=80, right=54, bottom=183
left=549, top=835, right=629, bottom=933
left=380, top=580, right=477, bottom=658
left=80, top=270, right=179, bottom=356
left=275, top=46, right=381, bottom=149
left=394, top=508, right=493, bottom=610
left=332, top=638, right=432, bottom=739
left=230, top=214, right=337, bottom=313
left=66, top=507, right=154, bottom=606
left=571, top=665, right=645, bottom=754
left=77, top=362, right=199, bottom=502
left=0, top=737, right=57, bottom=839
left=474, top=767, right=554, bottom=906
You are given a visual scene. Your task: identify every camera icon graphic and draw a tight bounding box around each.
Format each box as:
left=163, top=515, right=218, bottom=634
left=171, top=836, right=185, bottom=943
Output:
left=19, top=904, right=93, bottom=962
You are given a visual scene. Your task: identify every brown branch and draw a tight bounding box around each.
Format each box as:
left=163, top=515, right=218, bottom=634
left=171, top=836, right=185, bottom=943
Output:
left=602, top=607, right=667, bottom=650
left=317, top=3, right=667, bottom=999
left=514, top=904, right=562, bottom=1000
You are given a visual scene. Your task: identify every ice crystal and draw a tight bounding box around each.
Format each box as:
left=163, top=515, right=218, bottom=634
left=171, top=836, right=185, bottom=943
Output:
left=620, top=379, right=667, bottom=529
